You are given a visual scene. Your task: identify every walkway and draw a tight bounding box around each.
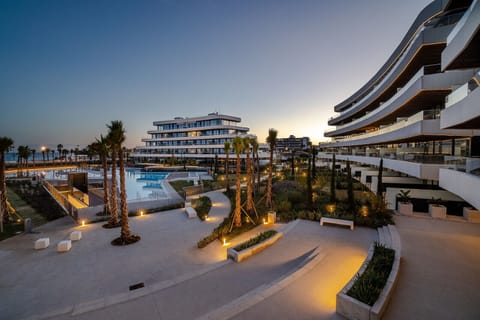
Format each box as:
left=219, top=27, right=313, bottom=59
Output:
left=0, top=188, right=377, bottom=320
left=384, top=215, right=480, bottom=319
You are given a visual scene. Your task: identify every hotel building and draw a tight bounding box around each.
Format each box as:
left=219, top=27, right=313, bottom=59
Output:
left=319, top=0, right=480, bottom=213
left=132, top=113, right=255, bottom=164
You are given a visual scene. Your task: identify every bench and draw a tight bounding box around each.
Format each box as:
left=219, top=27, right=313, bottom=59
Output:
left=185, top=206, right=197, bottom=219
left=57, top=240, right=72, bottom=252
left=320, top=217, right=354, bottom=230
left=34, top=238, right=50, bottom=250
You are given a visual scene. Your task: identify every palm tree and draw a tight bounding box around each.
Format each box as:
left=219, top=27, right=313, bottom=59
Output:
left=377, top=158, right=384, bottom=197
left=45, top=148, right=50, bottom=161
left=57, top=144, right=63, bottom=162
left=243, top=136, right=254, bottom=215
left=95, top=135, right=111, bottom=216
left=50, top=149, right=55, bottom=162
left=104, top=132, right=119, bottom=228
left=0, top=136, right=14, bottom=232
left=232, top=136, right=244, bottom=228
left=224, top=141, right=231, bottom=192
left=266, top=128, right=277, bottom=209
left=31, top=149, right=36, bottom=167
left=330, top=153, right=336, bottom=203
left=62, top=149, right=68, bottom=161
left=108, top=120, right=139, bottom=245
left=251, top=138, right=260, bottom=193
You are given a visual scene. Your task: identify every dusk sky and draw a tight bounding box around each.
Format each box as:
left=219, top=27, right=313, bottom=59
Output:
left=1, top=0, right=431, bottom=149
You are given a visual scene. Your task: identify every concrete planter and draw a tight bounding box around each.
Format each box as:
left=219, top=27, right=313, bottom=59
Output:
left=463, top=207, right=480, bottom=223
left=227, top=232, right=283, bottom=263
left=398, top=202, right=413, bottom=216
left=337, top=225, right=402, bottom=320
left=429, top=204, right=447, bottom=219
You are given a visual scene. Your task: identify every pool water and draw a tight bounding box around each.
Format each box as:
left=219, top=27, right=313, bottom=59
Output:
left=34, top=168, right=169, bottom=201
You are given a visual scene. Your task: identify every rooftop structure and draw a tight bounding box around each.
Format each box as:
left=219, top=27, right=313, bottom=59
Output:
left=275, top=135, right=311, bottom=152
left=320, top=0, right=480, bottom=211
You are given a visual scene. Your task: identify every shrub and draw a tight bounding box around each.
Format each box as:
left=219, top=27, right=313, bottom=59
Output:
left=347, top=243, right=395, bottom=306
left=233, top=230, right=277, bottom=252
left=192, top=196, right=212, bottom=221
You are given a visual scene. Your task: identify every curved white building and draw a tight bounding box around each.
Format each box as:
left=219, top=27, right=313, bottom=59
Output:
left=320, top=0, right=480, bottom=212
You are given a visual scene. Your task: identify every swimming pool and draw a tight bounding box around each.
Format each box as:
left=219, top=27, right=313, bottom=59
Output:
left=32, top=168, right=169, bottom=201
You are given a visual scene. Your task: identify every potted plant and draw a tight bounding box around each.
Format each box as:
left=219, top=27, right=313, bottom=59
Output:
left=397, top=190, right=413, bottom=216
left=428, top=197, right=447, bottom=219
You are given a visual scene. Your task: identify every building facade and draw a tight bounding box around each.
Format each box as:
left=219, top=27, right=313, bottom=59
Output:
left=276, top=135, right=311, bottom=152
left=132, top=113, right=252, bottom=164
left=319, top=0, right=480, bottom=211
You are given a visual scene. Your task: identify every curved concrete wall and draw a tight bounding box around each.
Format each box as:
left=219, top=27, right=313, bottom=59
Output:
left=439, top=168, right=480, bottom=209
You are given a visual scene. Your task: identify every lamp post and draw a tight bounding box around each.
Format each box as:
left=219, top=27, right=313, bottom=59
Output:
left=41, top=146, right=46, bottom=162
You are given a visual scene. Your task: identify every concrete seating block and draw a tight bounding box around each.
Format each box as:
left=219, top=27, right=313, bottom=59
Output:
left=70, top=231, right=82, bottom=241
left=185, top=206, right=197, bottom=218
left=320, top=217, right=354, bottom=230
left=57, top=240, right=72, bottom=252
left=34, top=238, right=50, bottom=250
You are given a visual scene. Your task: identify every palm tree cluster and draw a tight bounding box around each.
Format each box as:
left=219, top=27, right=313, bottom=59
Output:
left=16, top=145, right=31, bottom=175
left=92, top=121, right=140, bottom=245
left=0, top=136, right=14, bottom=232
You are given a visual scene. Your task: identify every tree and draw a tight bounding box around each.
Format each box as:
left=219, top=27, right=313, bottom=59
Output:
left=104, top=132, right=119, bottom=228
left=306, top=155, right=313, bottom=211
left=377, top=158, right=384, bottom=197
left=0, top=136, right=14, bottom=232
left=232, top=136, right=244, bottom=227
left=251, top=138, right=260, bottom=193
left=50, top=149, right=55, bottom=162
left=31, top=149, right=36, bottom=167
left=266, top=128, right=277, bottom=209
left=224, top=141, right=231, bottom=192
left=346, top=159, right=356, bottom=222
left=330, top=153, right=336, bottom=203
left=108, top=120, right=140, bottom=245
left=45, top=148, right=50, bottom=161
left=243, top=136, right=253, bottom=215
left=311, top=145, right=317, bottom=181
left=95, top=135, right=111, bottom=216
left=57, top=144, right=63, bottom=161
left=62, top=149, right=69, bottom=161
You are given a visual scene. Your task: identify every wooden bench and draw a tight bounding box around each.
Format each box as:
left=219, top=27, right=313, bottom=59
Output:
left=320, top=217, right=354, bottom=230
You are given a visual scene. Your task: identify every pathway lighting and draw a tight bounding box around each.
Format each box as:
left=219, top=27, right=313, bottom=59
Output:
left=81, top=220, right=86, bottom=227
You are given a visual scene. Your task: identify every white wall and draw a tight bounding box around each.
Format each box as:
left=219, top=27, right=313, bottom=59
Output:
left=439, top=168, right=480, bottom=210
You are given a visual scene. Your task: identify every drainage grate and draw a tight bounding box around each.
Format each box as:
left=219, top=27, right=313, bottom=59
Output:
left=129, top=282, right=145, bottom=291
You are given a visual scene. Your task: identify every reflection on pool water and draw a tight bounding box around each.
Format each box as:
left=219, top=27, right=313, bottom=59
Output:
left=40, top=168, right=169, bottom=201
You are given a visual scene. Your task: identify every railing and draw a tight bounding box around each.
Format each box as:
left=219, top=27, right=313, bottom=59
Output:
left=43, top=180, right=78, bottom=220
left=325, top=67, right=427, bottom=135
left=447, top=0, right=477, bottom=43
left=445, top=76, right=480, bottom=108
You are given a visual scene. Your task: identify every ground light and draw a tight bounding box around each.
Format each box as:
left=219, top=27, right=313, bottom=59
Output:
left=263, top=218, right=268, bottom=225
left=81, top=220, right=86, bottom=227
left=139, top=210, right=144, bottom=216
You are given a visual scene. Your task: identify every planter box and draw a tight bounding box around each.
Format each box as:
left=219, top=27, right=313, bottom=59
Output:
left=398, top=202, right=413, bottom=216
left=429, top=204, right=447, bottom=219
left=463, top=207, right=480, bottom=223
left=227, top=232, right=283, bottom=263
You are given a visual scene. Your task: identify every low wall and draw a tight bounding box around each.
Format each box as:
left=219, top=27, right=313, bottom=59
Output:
left=336, top=225, right=401, bottom=320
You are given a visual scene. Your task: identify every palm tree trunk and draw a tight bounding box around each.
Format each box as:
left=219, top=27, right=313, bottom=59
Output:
left=234, top=155, right=242, bottom=227
left=246, top=149, right=253, bottom=213
left=109, top=145, right=119, bottom=225
left=0, top=152, right=8, bottom=227
left=101, top=153, right=110, bottom=216
left=119, top=147, right=131, bottom=240
left=225, top=153, right=230, bottom=192
left=266, top=149, right=273, bottom=209
left=256, top=149, right=260, bottom=193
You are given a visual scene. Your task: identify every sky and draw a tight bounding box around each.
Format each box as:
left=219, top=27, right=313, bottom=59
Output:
left=0, top=0, right=432, bottom=149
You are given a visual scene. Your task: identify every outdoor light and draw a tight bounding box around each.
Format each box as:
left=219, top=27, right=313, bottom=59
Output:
left=263, top=218, right=268, bottom=225
left=140, top=210, right=144, bottom=216
left=81, top=220, right=86, bottom=227
left=327, top=204, right=336, bottom=215
left=223, top=238, right=227, bottom=246
left=360, top=205, right=369, bottom=217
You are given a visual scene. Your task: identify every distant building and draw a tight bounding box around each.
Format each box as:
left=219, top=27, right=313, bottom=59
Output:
left=275, top=135, right=311, bottom=152
left=131, top=113, right=253, bottom=164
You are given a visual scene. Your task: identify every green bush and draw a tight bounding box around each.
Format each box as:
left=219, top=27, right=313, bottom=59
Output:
left=233, top=230, right=278, bottom=252
left=192, top=196, right=212, bottom=221
left=347, top=243, right=395, bottom=306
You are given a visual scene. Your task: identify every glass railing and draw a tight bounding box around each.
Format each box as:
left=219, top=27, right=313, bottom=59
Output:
left=447, top=1, right=477, bottom=43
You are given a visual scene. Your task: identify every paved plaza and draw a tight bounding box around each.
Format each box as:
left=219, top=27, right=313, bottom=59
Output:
left=2, top=190, right=480, bottom=319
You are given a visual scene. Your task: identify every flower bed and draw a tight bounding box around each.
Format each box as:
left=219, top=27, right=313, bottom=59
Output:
left=227, top=230, right=283, bottom=262
left=234, top=230, right=277, bottom=251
